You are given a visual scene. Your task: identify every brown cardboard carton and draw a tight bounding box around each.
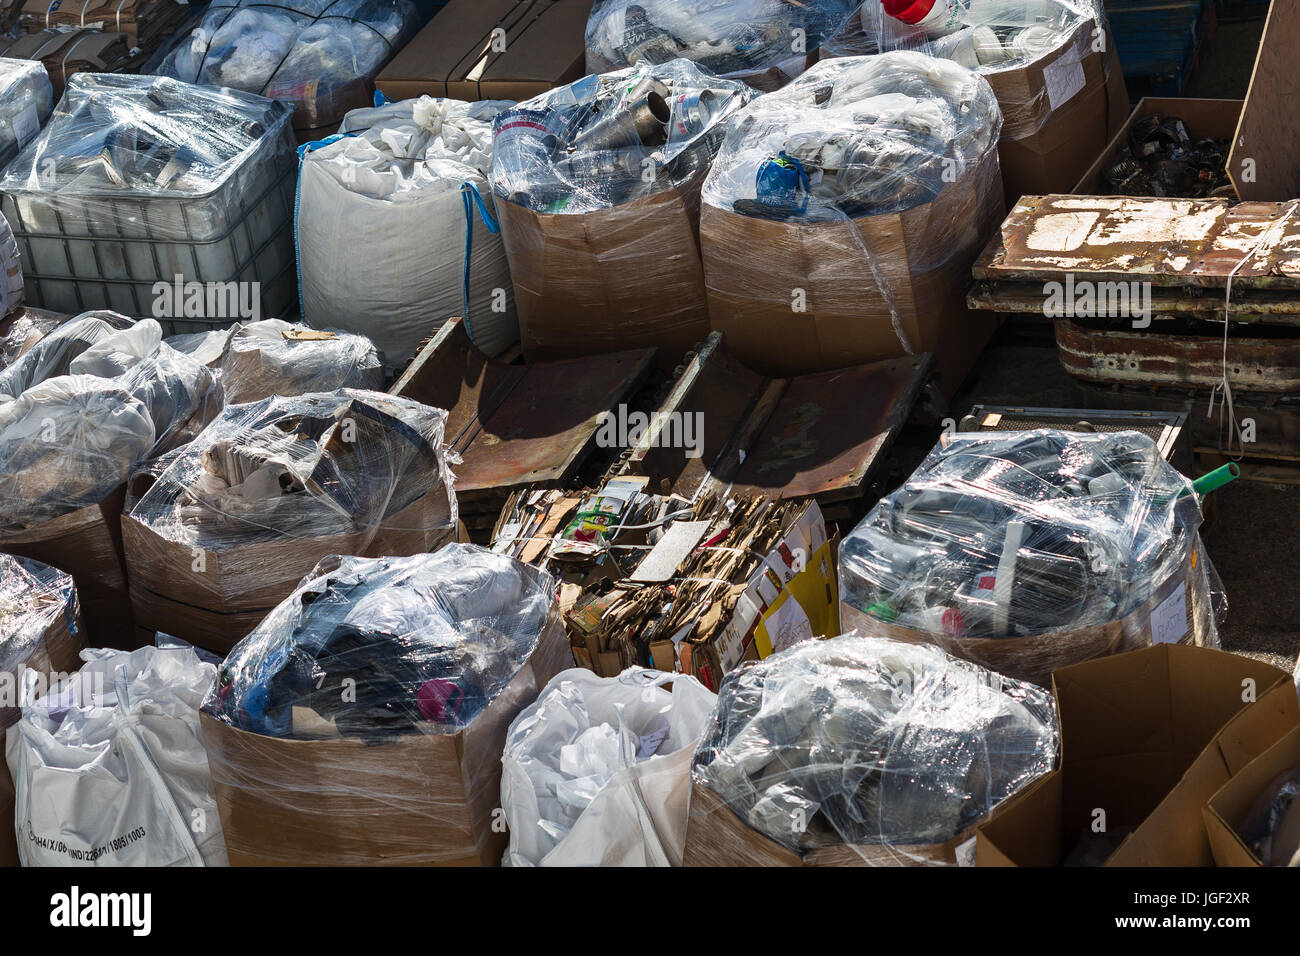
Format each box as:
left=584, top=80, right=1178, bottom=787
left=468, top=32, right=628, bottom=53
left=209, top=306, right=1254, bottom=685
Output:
left=375, top=0, right=593, bottom=102
left=123, top=490, right=456, bottom=655
left=202, top=615, right=573, bottom=866
left=976, top=644, right=1297, bottom=866
left=1203, top=724, right=1300, bottom=867
left=701, top=147, right=1003, bottom=397
left=1073, top=97, right=1244, bottom=195
left=497, top=183, right=711, bottom=369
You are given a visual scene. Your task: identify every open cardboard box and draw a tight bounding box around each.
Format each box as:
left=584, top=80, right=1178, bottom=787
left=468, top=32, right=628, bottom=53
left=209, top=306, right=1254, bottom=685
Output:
left=1203, top=723, right=1300, bottom=866
left=976, top=643, right=1298, bottom=866
left=1073, top=97, right=1244, bottom=195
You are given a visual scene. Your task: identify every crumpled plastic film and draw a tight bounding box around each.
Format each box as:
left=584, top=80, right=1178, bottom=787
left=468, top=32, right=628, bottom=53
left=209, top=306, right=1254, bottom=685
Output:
left=825, top=0, right=1108, bottom=141
left=213, top=320, right=384, bottom=404
left=0, top=211, right=24, bottom=321
left=489, top=59, right=755, bottom=361
left=586, top=0, right=860, bottom=90
left=689, top=635, right=1058, bottom=865
left=839, top=430, right=1224, bottom=686
left=0, top=555, right=79, bottom=703
left=0, top=313, right=221, bottom=533
left=158, top=0, right=419, bottom=130
left=199, top=545, right=572, bottom=866
left=0, top=73, right=293, bottom=244
left=0, top=57, right=53, bottom=169
left=297, top=96, right=517, bottom=367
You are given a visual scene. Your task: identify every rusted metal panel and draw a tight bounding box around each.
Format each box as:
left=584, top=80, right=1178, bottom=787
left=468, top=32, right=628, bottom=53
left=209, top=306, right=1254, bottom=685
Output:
left=392, top=317, right=658, bottom=497
left=968, top=281, right=1300, bottom=324
left=623, top=332, right=933, bottom=504
left=1053, top=317, right=1300, bottom=392
left=973, top=195, right=1300, bottom=289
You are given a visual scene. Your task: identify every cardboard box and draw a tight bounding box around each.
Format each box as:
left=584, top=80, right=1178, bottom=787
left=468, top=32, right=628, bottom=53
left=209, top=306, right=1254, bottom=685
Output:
left=375, top=0, right=593, bottom=102
left=0, top=485, right=134, bottom=648
left=498, top=183, right=712, bottom=370
left=992, top=27, right=1130, bottom=203
left=1074, top=96, right=1243, bottom=195
left=976, top=644, right=1297, bottom=866
left=202, top=614, right=573, bottom=866
left=123, top=489, right=456, bottom=656
left=701, top=147, right=1002, bottom=397
left=1203, top=723, right=1300, bottom=867
left=683, top=777, right=978, bottom=867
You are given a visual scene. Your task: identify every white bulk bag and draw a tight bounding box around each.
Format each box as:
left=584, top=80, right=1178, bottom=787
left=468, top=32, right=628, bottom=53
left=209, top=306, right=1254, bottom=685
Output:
left=296, top=95, right=518, bottom=369
left=6, top=645, right=228, bottom=867
left=501, top=666, right=717, bottom=866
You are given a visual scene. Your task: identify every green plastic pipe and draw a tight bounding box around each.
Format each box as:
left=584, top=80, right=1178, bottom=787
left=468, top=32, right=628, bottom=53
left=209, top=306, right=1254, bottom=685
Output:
left=1190, top=462, right=1241, bottom=498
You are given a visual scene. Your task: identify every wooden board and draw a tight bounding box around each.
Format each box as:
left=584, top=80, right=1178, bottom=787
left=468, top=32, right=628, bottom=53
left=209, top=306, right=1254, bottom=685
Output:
left=1229, top=0, right=1300, bottom=201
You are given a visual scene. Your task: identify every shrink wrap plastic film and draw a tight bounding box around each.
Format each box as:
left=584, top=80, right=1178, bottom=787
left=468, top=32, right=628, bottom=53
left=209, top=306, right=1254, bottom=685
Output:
left=0, top=74, right=293, bottom=244
left=690, top=635, right=1058, bottom=863
left=158, top=0, right=419, bottom=129
left=490, top=59, right=754, bottom=215
left=585, top=0, right=859, bottom=90
left=0, top=312, right=62, bottom=369
left=125, top=388, right=457, bottom=560
left=825, top=0, right=1107, bottom=140
left=839, top=431, right=1224, bottom=686
left=0, top=58, right=53, bottom=168
left=0, top=313, right=220, bottom=532
left=0, top=211, right=22, bottom=320
left=200, top=545, right=570, bottom=865
left=297, top=96, right=518, bottom=366
left=0, top=555, right=78, bottom=695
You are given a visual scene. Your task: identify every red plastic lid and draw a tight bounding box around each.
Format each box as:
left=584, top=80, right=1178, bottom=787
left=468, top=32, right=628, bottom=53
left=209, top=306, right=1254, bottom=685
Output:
left=882, top=0, right=937, bottom=24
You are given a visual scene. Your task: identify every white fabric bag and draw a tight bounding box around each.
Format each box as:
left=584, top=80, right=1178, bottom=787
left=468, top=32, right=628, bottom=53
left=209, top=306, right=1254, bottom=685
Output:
left=6, top=645, right=228, bottom=867
left=501, top=666, right=717, bottom=866
left=296, top=95, right=518, bottom=369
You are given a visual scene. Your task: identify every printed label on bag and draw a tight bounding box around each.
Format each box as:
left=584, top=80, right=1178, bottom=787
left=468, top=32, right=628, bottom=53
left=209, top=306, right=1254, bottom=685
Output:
left=1044, top=53, right=1086, bottom=112
left=27, top=824, right=148, bottom=862
left=1150, top=581, right=1188, bottom=644
left=11, top=106, right=40, bottom=150
left=955, top=836, right=977, bottom=867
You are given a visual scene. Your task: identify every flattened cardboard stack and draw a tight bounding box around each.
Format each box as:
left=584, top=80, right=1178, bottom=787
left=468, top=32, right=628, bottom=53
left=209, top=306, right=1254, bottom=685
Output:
left=0, top=29, right=143, bottom=98
left=18, top=0, right=190, bottom=52
left=976, top=644, right=1299, bottom=866
left=201, top=614, right=572, bottom=866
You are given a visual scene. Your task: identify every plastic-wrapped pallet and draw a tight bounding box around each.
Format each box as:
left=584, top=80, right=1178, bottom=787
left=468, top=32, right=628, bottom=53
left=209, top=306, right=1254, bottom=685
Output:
left=699, top=51, right=1003, bottom=390
left=839, top=430, right=1224, bottom=687
left=6, top=644, right=228, bottom=866
left=121, top=388, right=459, bottom=653
left=0, top=211, right=21, bottom=320
left=167, top=319, right=384, bottom=403
left=0, top=74, right=296, bottom=324
left=200, top=544, right=573, bottom=865
left=0, top=555, right=83, bottom=866
left=297, top=96, right=518, bottom=369
left=824, top=0, right=1127, bottom=198
left=501, top=666, right=717, bottom=866
left=158, top=0, right=421, bottom=134
left=586, top=0, right=860, bottom=91
left=490, top=59, right=754, bottom=365
left=0, top=57, right=53, bottom=168
left=684, top=635, right=1058, bottom=865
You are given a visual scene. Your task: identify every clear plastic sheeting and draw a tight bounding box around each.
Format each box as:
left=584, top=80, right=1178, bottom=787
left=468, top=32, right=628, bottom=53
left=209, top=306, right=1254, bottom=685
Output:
left=690, top=635, right=1058, bottom=863
left=0, top=555, right=76, bottom=679
left=126, top=388, right=456, bottom=555
left=0, top=57, right=53, bottom=168
left=826, top=0, right=1104, bottom=140
left=0, top=212, right=23, bottom=320
left=501, top=666, right=718, bottom=866
left=0, top=313, right=220, bottom=532
left=5, top=644, right=228, bottom=866
left=297, top=96, right=518, bottom=367
left=158, top=0, right=420, bottom=130
left=489, top=59, right=755, bottom=215
left=204, top=545, right=557, bottom=741
left=586, top=0, right=860, bottom=89
left=702, top=51, right=1001, bottom=223
left=839, top=430, right=1222, bottom=685
left=1239, top=766, right=1300, bottom=867
left=210, top=320, right=383, bottom=404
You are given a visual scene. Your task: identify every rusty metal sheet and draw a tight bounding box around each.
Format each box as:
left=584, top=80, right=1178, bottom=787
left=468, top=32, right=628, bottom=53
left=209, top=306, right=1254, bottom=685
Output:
left=392, top=317, right=658, bottom=496
left=1053, top=317, right=1300, bottom=392
left=968, top=281, right=1300, bottom=324
left=623, top=332, right=933, bottom=504
left=973, top=195, right=1300, bottom=289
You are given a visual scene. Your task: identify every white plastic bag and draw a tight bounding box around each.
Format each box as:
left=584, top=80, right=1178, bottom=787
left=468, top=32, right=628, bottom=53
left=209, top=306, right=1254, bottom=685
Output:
left=501, top=666, right=716, bottom=866
left=5, top=645, right=228, bottom=867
